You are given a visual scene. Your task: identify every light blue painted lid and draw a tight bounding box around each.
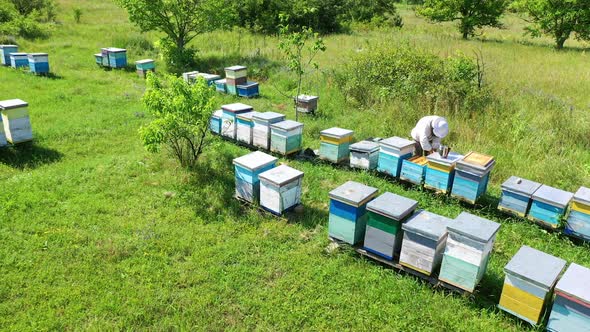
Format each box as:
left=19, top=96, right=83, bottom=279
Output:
left=401, top=210, right=452, bottom=241
left=380, top=136, right=415, bottom=150
left=573, top=187, right=590, bottom=206
left=329, top=181, right=377, bottom=207
left=320, top=127, right=354, bottom=139
left=221, top=103, right=254, bottom=113
left=0, top=45, right=18, bottom=48
left=350, top=140, right=379, bottom=153
left=233, top=151, right=277, bottom=171
left=271, top=120, right=304, bottom=131
left=532, top=185, right=573, bottom=209
left=259, top=165, right=304, bottom=186
left=501, top=176, right=542, bottom=197
left=253, top=112, right=285, bottom=122
left=555, top=263, right=590, bottom=304
left=0, top=99, right=28, bottom=110
left=215, top=79, right=226, bottom=84
left=236, top=111, right=259, bottom=120
left=504, top=246, right=566, bottom=290
left=366, top=192, right=418, bottom=221
left=449, top=212, right=500, bottom=243
left=135, top=59, right=154, bottom=64
left=426, top=152, right=464, bottom=167
left=212, top=110, right=222, bottom=118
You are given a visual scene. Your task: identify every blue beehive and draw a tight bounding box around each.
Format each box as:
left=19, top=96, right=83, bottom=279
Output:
left=107, top=48, right=127, bottom=68
left=28, top=53, right=49, bottom=75
left=233, top=151, right=278, bottom=203
left=498, top=176, right=542, bottom=218
left=547, top=263, right=590, bottom=332
left=528, top=185, right=573, bottom=229
left=0, top=45, right=18, bottom=66
left=425, top=152, right=464, bottom=194
left=451, top=152, right=495, bottom=204
left=377, top=136, right=415, bottom=178
left=237, top=81, right=260, bottom=98
left=209, top=110, right=223, bottom=135
left=221, top=103, right=254, bottom=140
left=94, top=53, right=103, bottom=66
left=10, top=53, right=28, bottom=69
left=214, top=79, right=227, bottom=93
left=565, top=187, right=590, bottom=241
left=400, top=156, right=428, bottom=186
left=329, top=181, right=378, bottom=245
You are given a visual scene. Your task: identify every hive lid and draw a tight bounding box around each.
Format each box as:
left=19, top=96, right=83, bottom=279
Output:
left=329, top=181, right=378, bottom=207
left=0, top=99, right=28, bottom=110
left=237, top=81, right=258, bottom=88
left=501, top=176, right=542, bottom=197
left=233, top=151, right=277, bottom=171
left=253, top=112, right=285, bottom=122
left=221, top=103, right=254, bottom=113
left=236, top=111, right=259, bottom=120
left=107, top=48, right=126, bottom=52
left=135, top=59, right=154, bottom=64
left=532, top=185, right=573, bottom=209
left=573, top=186, right=590, bottom=206
left=94, top=53, right=102, bottom=57
left=296, top=95, right=318, bottom=102
left=28, top=53, right=48, bottom=57
left=449, top=212, right=500, bottom=243
left=197, top=73, right=221, bottom=80
left=367, top=192, right=418, bottom=221
left=380, top=136, right=415, bottom=150
left=427, top=152, right=464, bottom=167
left=214, top=79, right=227, bottom=84
left=401, top=210, right=452, bottom=241
left=504, top=246, right=566, bottom=290
left=320, top=127, right=354, bottom=139
left=271, top=120, right=304, bottom=131
left=0, top=45, right=18, bottom=48
left=555, top=263, right=590, bottom=304
left=225, top=65, right=247, bottom=71
left=212, top=109, right=223, bottom=118
left=259, top=165, right=304, bottom=186
left=10, top=53, right=27, bottom=56
left=350, top=141, right=379, bottom=153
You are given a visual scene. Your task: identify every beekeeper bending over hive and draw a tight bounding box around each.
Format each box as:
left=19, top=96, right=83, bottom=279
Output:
left=411, top=115, right=449, bottom=156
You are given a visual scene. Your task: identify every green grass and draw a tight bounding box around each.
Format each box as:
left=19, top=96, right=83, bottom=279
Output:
left=1, top=1, right=589, bottom=330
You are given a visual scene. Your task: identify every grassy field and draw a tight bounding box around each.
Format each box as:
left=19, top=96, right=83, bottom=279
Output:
left=1, top=1, right=589, bottom=330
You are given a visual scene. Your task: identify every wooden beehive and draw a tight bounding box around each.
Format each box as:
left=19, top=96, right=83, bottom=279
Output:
left=399, top=210, right=453, bottom=276
left=349, top=140, right=380, bottom=170
left=214, top=79, right=227, bottom=93
left=0, top=45, right=18, bottom=66
left=233, top=151, right=278, bottom=203
left=9, top=53, right=28, bottom=69
left=498, top=176, right=542, bottom=218
left=252, top=112, right=285, bottom=150
left=451, top=151, right=495, bottom=204
left=237, top=82, right=259, bottom=98
left=270, top=120, right=304, bottom=156
left=236, top=111, right=258, bottom=146
left=182, top=71, right=199, bottom=83
left=259, top=165, right=304, bottom=215
left=425, top=152, right=464, bottom=194
left=328, top=181, right=378, bottom=245
left=106, top=48, right=127, bottom=68
left=565, top=187, right=590, bottom=241
left=377, top=136, right=415, bottom=178
left=363, top=192, right=418, bottom=260
left=28, top=53, right=49, bottom=75
left=135, top=59, right=155, bottom=78
left=547, top=263, right=590, bottom=332
left=224, top=65, right=247, bottom=79
left=528, top=185, right=573, bottom=229
left=319, top=127, right=354, bottom=164
left=400, top=156, right=428, bottom=186
left=221, top=103, right=254, bottom=140
left=0, top=99, right=32, bottom=144
left=498, top=246, right=566, bottom=325
left=439, top=212, right=500, bottom=292
left=94, top=53, right=103, bottom=66
left=209, top=110, right=223, bottom=135
left=295, top=95, right=318, bottom=113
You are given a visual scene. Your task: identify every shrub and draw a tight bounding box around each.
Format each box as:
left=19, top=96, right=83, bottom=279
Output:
left=155, top=38, right=197, bottom=74
left=73, top=8, right=82, bottom=23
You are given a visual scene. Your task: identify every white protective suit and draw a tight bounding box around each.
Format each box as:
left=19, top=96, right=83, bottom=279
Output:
left=410, top=116, right=449, bottom=152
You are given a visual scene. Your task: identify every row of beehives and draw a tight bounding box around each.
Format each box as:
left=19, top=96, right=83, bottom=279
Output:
left=93, top=47, right=156, bottom=78
left=326, top=180, right=589, bottom=330
left=183, top=65, right=260, bottom=98
left=0, top=45, right=49, bottom=75
left=498, top=176, right=590, bottom=242
left=0, top=99, right=34, bottom=146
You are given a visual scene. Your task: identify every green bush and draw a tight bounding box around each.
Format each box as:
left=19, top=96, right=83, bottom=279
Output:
left=0, top=0, right=54, bottom=39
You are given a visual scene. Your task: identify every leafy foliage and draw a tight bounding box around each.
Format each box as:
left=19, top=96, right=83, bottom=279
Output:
left=9, top=0, right=56, bottom=21
left=418, top=0, right=508, bottom=38
left=0, top=0, right=54, bottom=39
left=139, top=74, right=216, bottom=168
left=510, top=0, right=590, bottom=49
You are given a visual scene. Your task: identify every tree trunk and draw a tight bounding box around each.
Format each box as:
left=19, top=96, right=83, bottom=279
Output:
left=462, top=31, right=469, bottom=39
left=555, top=31, right=570, bottom=50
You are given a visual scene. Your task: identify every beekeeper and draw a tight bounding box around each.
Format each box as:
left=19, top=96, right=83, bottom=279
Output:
left=411, top=116, right=449, bottom=156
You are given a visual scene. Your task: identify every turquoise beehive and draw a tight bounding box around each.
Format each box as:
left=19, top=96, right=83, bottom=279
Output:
left=528, top=185, right=573, bottom=229
left=424, top=152, right=464, bottom=194
left=451, top=151, right=495, bottom=204
left=233, top=151, right=278, bottom=203
left=377, top=136, right=415, bottom=178
left=209, top=110, right=223, bottom=135
left=221, top=103, right=254, bottom=140
left=270, top=120, right=304, bottom=156
left=565, top=187, right=590, bottom=241
left=0, top=45, right=18, bottom=66
left=498, top=176, right=542, bottom=218
left=547, top=263, right=590, bottom=332
left=328, top=181, right=378, bottom=245
left=319, top=127, right=354, bottom=164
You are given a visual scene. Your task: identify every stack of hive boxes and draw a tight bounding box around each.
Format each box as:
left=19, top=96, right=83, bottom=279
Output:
left=349, top=141, right=380, bottom=170
left=135, top=59, right=155, bottom=78
left=10, top=53, right=28, bottom=69
left=253, top=112, right=285, bottom=150
left=400, top=156, right=428, bottom=186
left=0, top=99, right=33, bottom=144
left=363, top=192, right=418, bottom=261
left=295, top=95, right=318, bottom=114
left=236, top=111, right=258, bottom=146
left=439, top=212, right=500, bottom=292
left=100, top=48, right=127, bottom=68
left=424, top=152, right=464, bottom=194
left=528, top=185, right=573, bottom=229
left=399, top=210, right=453, bottom=276
left=451, top=151, right=495, bottom=204
left=319, top=127, right=354, bottom=164
left=547, top=263, right=590, bottom=332
left=377, top=136, right=415, bottom=178
left=498, top=176, right=542, bottom=218
left=28, top=53, right=49, bottom=75
left=225, top=65, right=247, bottom=95
left=270, top=120, right=304, bottom=156
left=328, top=181, right=378, bottom=245
left=259, top=165, right=304, bottom=215
left=0, top=45, right=18, bottom=66
left=221, top=103, right=254, bottom=140
left=209, top=110, right=223, bottom=135
left=498, top=246, right=566, bottom=325
left=565, top=187, right=590, bottom=241
left=233, top=151, right=278, bottom=203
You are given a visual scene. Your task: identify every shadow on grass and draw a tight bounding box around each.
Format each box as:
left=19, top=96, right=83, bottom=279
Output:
left=195, top=53, right=281, bottom=81
left=0, top=142, right=63, bottom=169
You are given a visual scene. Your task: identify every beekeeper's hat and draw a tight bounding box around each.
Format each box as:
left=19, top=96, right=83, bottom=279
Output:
left=432, top=117, right=449, bottom=138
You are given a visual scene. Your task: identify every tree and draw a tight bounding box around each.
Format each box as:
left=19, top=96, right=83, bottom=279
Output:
left=418, top=0, right=508, bottom=39
left=511, top=0, right=590, bottom=49
left=139, top=73, right=216, bottom=168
